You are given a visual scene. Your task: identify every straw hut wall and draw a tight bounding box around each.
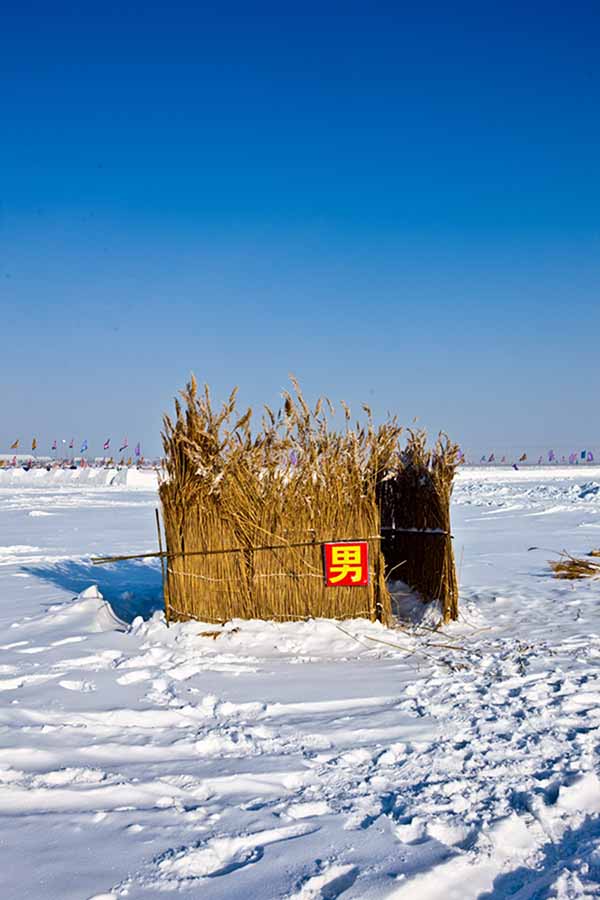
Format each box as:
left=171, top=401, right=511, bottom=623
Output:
left=378, top=431, right=460, bottom=622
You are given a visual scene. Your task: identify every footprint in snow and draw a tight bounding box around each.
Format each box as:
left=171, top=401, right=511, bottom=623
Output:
left=59, top=680, right=96, bottom=692
left=116, top=669, right=153, bottom=686
left=285, top=800, right=331, bottom=820
left=155, top=823, right=319, bottom=882
left=51, top=636, right=87, bottom=647
left=394, top=816, right=428, bottom=845
left=288, top=863, right=359, bottom=899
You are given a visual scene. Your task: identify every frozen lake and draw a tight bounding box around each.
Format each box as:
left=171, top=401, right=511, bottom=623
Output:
left=1, top=466, right=600, bottom=899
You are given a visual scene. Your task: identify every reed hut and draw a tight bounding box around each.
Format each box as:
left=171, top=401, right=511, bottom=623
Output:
left=159, top=377, right=460, bottom=626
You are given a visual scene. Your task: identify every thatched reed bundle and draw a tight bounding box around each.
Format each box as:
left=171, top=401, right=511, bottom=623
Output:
left=160, top=377, right=460, bottom=625
left=378, top=431, right=460, bottom=621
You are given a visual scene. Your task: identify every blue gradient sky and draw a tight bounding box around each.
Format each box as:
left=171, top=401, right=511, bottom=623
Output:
left=2, top=2, right=599, bottom=457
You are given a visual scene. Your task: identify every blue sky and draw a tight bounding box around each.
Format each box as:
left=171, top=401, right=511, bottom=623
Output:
left=2, top=2, right=599, bottom=457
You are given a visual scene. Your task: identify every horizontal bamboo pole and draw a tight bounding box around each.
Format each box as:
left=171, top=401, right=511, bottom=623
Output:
left=91, top=536, right=378, bottom=566
left=91, top=528, right=451, bottom=567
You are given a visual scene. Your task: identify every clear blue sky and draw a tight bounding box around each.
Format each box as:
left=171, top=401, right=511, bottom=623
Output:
left=2, top=1, right=599, bottom=457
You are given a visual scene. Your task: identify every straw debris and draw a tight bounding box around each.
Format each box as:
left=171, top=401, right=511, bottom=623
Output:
left=550, top=552, right=600, bottom=580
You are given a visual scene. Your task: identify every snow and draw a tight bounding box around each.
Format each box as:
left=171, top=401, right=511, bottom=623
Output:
left=0, top=465, right=157, bottom=490
left=1, top=467, right=600, bottom=898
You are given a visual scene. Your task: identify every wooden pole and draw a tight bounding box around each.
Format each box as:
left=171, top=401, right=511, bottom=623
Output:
left=155, top=508, right=170, bottom=627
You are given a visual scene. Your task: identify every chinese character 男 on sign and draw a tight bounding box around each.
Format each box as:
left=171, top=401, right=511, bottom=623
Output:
left=323, top=541, right=369, bottom=587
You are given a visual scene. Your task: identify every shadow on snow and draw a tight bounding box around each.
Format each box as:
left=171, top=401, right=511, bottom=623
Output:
left=22, top=558, right=164, bottom=623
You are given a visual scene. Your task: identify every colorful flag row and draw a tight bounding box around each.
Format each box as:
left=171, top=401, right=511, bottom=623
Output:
left=8, top=438, right=142, bottom=456
left=476, top=450, right=595, bottom=464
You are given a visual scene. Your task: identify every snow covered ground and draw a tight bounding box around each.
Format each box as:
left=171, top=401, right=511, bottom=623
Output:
left=2, top=466, right=600, bottom=899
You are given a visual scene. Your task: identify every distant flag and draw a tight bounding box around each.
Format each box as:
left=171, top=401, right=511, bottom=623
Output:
left=569, top=452, right=576, bottom=464
left=480, top=455, right=486, bottom=463
left=80, top=439, right=88, bottom=453
left=10, top=439, right=19, bottom=450
left=31, top=438, right=37, bottom=451
left=519, top=453, right=527, bottom=462
left=561, top=456, right=566, bottom=463
left=119, top=437, right=128, bottom=453
left=488, top=453, right=495, bottom=463
left=513, top=463, right=519, bottom=470
left=588, top=451, right=594, bottom=462
left=51, top=439, right=57, bottom=451
left=69, top=438, right=74, bottom=449
left=11, top=455, right=16, bottom=466
left=548, top=450, right=555, bottom=462
left=581, top=450, right=587, bottom=460
left=537, top=456, right=543, bottom=465
left=134, top=442, right=141, bottom=457
left=501, top=455, right=507, bottom=464
left=103, top=439, right=110, bottom=451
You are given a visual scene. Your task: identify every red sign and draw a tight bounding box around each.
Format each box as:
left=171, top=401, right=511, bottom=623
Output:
left=323, top=541, right=369, bottom=587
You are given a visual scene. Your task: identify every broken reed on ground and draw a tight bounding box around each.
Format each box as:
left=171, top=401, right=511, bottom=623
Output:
left=550, top=550, right=600, bottom=580
left=159, top=376, right=460, bottom=626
